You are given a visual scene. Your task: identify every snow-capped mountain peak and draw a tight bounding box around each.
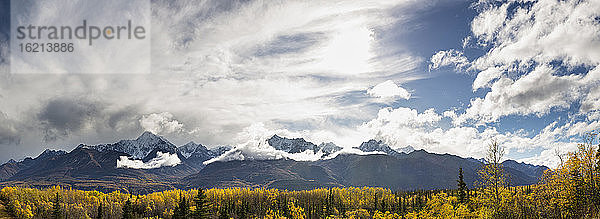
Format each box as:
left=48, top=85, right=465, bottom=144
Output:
left=209, top=146, right=232, bottom=157
left=355, top=140, right=417, bottom=156
left=397, top=145, right=415, bottom=154
left=178, top=141, right=209, bottom=159
left=36, top=149, right=67, bottom=160
left=176, top=142, right=232, bottom=162
left=79, top=132, right=177, bottom=159
left=267, top=135, right=318, bottom=153
left=358, top=140, right=392, bottom=153
left=316, top=142, right=342, bottom=156
left=136, top=131, right=169, bottom=144
left=355, top=140, right=406, bottom=157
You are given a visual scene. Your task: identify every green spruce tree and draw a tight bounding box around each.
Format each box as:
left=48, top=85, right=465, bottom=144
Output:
left=96, top=202, right=103, bottom=219
left=122, top=198, right=133, bottom=219
left=52, top=192, right=62, bottom=219
left=174, top=192, right=190, bottom=219
left=191, top=189, right=210, bottom=219
left=457, top=167, right=468, bottom=203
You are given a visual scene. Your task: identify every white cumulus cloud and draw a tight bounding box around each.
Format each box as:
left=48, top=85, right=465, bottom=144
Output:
left=116, top=151, right=181, bottom=169
left=358, top=105, right=597, bottom=168
left=139, top=112, right=184, bottom=135
left=434, top=0, right=600, bottom=124
left=204, top=122, right=333, bottom=165
left=203, top=121, right=388, bottom=165
left=457, top=65, right=584, bottom=124
left=429, top=49, right=470, bottom=72
left=367, top=80, right=411, bottom=101
left=203, top=137, right=325, bottom=165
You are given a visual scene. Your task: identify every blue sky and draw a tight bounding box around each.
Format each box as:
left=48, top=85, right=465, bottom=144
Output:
left=0, top=0, right=599, bottom=167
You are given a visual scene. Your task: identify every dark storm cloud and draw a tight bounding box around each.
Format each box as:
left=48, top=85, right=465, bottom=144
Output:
left=35, top=96, right=150, bottom=143
left=0, top=112, right=20, bottom=145
left=0, top=0, right=9, bottom=67
left=38, top=98, right=102, bottom=141
left=107, top=106, right=140, bottom=129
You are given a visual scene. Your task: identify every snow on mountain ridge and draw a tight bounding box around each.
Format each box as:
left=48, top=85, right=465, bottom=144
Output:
left=209, top=146, right=232, bottom=157
left=77, top=132, right=416, bottom=165
left=356, top=140, right=416, bottom=156
left=204, top=138, right=322, bottom=165
left=79, top=131, right=177, bottom=159
left=267, top=135, right=318, bottom=153
left=177, top=142, right=232, bottom=159
left=178, top=142, right=208, bottom=159
left=266, top=135, right=344, bottom=157
left=357, top=140, right=398, bottom=155
left=317, top=142, right=343, bottom=156
left=36, top=149, right=67, bottom=160
left=397, top=145, right=415, bottom=154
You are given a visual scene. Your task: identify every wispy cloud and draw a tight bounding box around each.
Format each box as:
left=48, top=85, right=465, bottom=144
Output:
left=151, top=0, right=421, bottom=78
left=0, top=0, right=431, bottom=162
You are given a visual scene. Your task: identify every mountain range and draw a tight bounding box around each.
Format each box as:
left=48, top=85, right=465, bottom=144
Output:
left=0, top=132, right=548, bottom=193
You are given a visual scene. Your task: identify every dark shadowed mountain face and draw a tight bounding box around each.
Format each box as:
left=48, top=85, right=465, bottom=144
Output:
left=0, top=147, right=190, bottom=193
left=0, top=132, right=228, bottom=193
left=502, top=159, right=549, bottom=180
left=183, top=159, right=343, bottom=190
left=185, top=150, right=548, bottom=191
left=0, top=133, right=548, bottom=193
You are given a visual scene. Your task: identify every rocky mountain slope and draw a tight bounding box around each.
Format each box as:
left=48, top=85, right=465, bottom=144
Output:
left=0, top=133, right=548, bottom=193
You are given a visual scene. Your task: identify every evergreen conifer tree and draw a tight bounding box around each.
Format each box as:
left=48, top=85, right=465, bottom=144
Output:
left=191, top=188, right=210, bottom=219
left=174, top=192, right=190, bottom=219
left=457, top=167, right=468, bottom=203
left=96, top=202, right=103, bottom=219
left=52, top=192, right=62, bottom=219
left=122, top=199, right=133, bottom=219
